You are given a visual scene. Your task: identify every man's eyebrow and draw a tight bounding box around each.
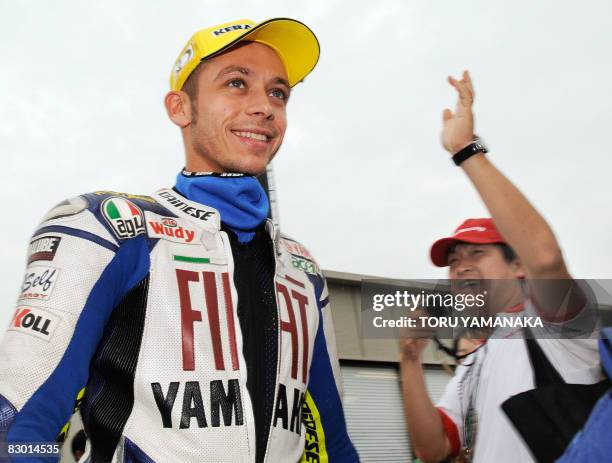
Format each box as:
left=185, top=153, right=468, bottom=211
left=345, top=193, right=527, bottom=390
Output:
left=274, top=77, right=291, bottom=92
left=214, top=65, right=250, bottom=80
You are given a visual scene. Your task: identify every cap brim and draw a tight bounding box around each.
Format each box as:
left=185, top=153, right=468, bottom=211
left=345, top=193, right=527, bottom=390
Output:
left=430, top=236, right=506, bottom=267
left=430, top=237, right=459, bottom=267
left=205, top=18, right=320, bottom=87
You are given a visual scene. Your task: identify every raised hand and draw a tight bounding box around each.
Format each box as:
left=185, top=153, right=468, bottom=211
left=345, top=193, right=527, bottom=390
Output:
left=441, top=70, right=476, bottom=154
left=399, top=337, right=431, bottom=362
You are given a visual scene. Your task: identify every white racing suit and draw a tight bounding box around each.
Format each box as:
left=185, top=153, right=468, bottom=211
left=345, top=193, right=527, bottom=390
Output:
left=0, top=188, right=359, bottom=462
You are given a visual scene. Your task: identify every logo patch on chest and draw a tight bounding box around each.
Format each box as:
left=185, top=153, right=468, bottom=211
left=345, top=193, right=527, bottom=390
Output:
left=20, top=265, right=59, bottom=301
left=145, top=212, right=202, bottom=244
left=9, top=306, right=60, bottom=341
left=101, top=197, right=146, bottom=239
left=28, top=236, right=61, bottom=264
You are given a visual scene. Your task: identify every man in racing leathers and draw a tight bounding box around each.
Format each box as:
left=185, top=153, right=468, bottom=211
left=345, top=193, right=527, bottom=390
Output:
left=0, top=18, right=359, bottom=463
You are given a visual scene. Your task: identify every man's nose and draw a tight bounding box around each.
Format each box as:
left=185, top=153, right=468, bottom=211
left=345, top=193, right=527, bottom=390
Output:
left=246, top=88, right=274, bottom=120
left=455, top=258, right=475, bottom=278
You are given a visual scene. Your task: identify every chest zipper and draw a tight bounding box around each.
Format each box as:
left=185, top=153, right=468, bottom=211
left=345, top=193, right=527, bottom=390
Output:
left=219, top=230, right=258, bottom=462
left=260, top=220, right=283, bottom=463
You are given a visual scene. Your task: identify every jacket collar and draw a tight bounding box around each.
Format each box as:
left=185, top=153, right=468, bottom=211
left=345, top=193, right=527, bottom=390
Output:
left=152, top=187, right=282, bottom=251
left=151, top=188, right=220, bottom=231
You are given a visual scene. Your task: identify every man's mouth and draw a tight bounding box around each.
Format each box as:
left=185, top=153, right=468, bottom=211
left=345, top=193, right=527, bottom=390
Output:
left=231, top=130, right=271, bottom=143
left=454, top=279, right=483, bottom=293
left=461, top=279, right=481, bottom=289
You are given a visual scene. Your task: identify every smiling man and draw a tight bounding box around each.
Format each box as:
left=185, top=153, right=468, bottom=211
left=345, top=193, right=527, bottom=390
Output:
left=168, top=40, right=289, bottom=174
left=0, top=18, right=358, bottom=463
left=399, top=72, right=601, bottom=462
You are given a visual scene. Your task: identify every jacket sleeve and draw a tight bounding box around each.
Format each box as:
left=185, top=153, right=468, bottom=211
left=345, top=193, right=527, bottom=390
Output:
left=0, top=198, right=149, bottom=462
left=301, top=276, right=360, bottom=462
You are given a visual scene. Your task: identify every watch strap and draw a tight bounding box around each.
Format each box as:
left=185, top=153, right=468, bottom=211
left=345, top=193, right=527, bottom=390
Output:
left=452, top=140, right=488, bottom=166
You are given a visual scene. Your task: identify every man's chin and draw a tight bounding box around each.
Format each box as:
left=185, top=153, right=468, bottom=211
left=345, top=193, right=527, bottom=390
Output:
left=241, top=166, right=268, bottom=176
left=225, top=161, right=268, bottom=176
left=232, top=151, right=275, bottom=176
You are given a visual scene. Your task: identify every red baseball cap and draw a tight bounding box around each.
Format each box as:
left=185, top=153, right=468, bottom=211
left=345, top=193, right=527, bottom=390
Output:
left=430, top=218, right=507, bottom=267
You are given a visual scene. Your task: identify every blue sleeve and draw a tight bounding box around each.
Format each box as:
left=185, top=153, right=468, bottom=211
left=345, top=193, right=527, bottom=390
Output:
left=302, top=275, right=360, bottom=462
left=2, top=235, right=150, bottom=462
left=556, top=331, right=612, bottom=463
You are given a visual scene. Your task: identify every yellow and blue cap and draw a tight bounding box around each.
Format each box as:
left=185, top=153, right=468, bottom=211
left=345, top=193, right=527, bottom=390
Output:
left=170, top=18, right=320, bottom=91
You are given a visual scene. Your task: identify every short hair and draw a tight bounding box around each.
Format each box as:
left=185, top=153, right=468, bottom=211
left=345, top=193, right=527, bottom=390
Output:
left=182, top=61, right=206, bottom=104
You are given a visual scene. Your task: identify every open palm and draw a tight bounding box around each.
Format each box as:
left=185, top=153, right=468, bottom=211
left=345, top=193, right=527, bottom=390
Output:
left=441, top=70, right=476, bottom=154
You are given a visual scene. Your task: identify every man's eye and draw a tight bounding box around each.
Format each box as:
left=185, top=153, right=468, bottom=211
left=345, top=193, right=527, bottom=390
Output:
left=228, top=79, right=245, bottom=89
left=269, top=88, right=287, bottom=100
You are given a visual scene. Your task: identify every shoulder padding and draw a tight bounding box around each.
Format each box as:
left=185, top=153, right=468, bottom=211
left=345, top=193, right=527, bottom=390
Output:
left=38, top=191, right=176, bottom=245
left=79, top=191, right=177, bottom=243
left=81, top=191, right=173, bottom=215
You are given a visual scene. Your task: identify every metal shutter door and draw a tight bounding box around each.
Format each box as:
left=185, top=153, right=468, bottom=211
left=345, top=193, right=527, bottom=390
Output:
left=341, top=363, right=452, bottom=462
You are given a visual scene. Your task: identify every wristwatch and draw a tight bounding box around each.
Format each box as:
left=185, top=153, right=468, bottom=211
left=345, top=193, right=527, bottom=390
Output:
left=452, top=136, right=488, bottom=166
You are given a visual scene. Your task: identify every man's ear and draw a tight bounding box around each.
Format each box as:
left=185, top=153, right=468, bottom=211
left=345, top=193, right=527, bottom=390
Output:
left=164, top=91, right=192, bottom=128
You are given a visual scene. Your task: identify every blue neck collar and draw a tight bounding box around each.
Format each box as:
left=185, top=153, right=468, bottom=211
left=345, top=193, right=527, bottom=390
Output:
left=175, top=170, right=270, bottom=243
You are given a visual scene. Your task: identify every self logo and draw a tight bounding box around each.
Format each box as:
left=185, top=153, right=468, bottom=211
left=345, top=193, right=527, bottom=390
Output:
left=20, top=266, right=58, bottom=301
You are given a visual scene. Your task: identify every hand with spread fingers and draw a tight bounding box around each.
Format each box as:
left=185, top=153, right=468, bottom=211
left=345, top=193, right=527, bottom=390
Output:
left=441, top=70, right=476, bottom=154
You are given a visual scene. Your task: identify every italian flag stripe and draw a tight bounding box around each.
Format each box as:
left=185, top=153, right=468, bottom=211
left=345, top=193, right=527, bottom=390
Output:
left=173, top=255, right=211, bottom=264
left=127, top=202, right=140, bottom=216
left=106, top=198, right=140, bottom=220
left=105, top=200, right=121, bottom=220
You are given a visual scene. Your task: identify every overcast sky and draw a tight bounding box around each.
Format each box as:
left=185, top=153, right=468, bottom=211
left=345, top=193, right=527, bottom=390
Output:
left=2, top=0, right=611, bottom=327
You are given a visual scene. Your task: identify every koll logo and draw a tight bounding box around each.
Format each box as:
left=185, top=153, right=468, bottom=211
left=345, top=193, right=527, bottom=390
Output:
left=101, top=197, right=145, bottom=239
left=9, top=306, right=59, bottom=341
